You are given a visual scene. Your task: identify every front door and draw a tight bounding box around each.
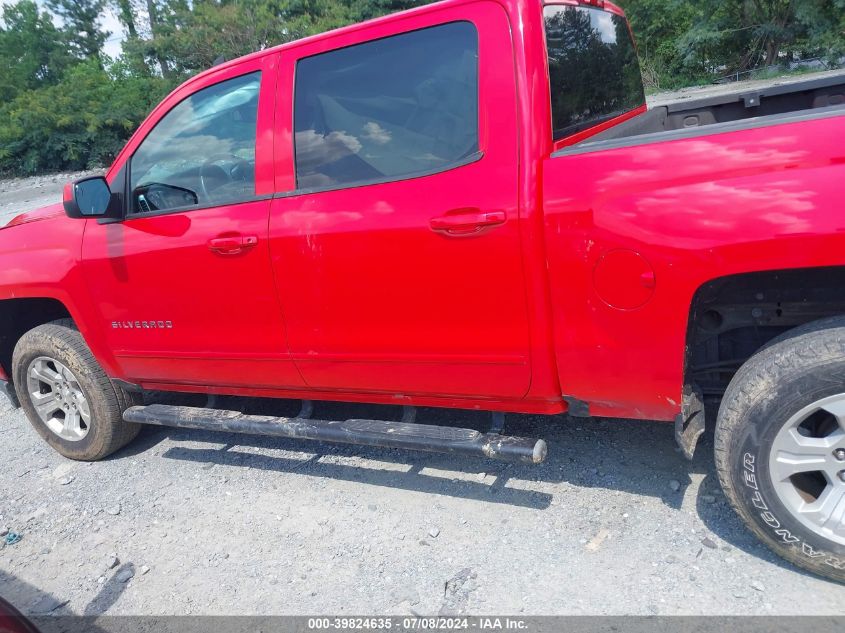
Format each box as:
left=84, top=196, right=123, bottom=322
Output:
left=82, top=59, right=303, bottom=390
left=269, top=5, right=530, bottom=399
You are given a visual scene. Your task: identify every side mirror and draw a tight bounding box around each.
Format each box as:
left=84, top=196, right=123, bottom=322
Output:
left=63, top=176, right=120, bottom=220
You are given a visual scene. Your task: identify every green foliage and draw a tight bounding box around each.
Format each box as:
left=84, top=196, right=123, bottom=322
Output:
left=144, top=0, right=425, bottom=75
left=620, top=0, right=845, bottom=88
left=0, top=0, right=842, bottom=175
left=45, top=0, right=110, bottom=61
left=0, top=59, right=172, bottom=175
left=0, top=0, right=434, bottom=175
left=619, top=0, right=697, bottom=88
left=0, top=1, right=69, bottom=101
left=149, top=1, right=306, bottom=74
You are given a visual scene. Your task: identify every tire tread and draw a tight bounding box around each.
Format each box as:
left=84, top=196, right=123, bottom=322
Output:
left=715, top=319, right=845, bottom=583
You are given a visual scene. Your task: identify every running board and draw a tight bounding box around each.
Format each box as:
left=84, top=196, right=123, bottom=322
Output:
left=123, top=404, right=548, bottom=465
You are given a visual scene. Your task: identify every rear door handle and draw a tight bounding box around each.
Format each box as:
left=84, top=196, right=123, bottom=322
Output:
left=208, top=234, right=258, bottom=255
left=430, top=210, right=507, bottom=235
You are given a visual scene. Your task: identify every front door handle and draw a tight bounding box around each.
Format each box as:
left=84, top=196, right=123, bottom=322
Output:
left=208, top=234, right=258, bottom=255
left=430, top=209, right=506, bottom=235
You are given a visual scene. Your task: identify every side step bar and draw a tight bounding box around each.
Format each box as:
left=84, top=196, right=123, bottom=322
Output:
left=123, top=404, right=548, bottom=465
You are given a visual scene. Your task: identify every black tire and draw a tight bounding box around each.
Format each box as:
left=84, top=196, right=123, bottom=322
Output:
left=12, top=321, right=140, bottom=461
left=715, top=320, right=845, bottom=583
left=760, top=316, right=845, bottom=353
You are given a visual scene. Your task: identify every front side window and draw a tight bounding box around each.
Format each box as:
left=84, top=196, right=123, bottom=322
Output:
left=294, top=22, right=479, bottom=190
left=544, top=5, right=645, bottom=141
left=129, top=72, right=261, bottom=214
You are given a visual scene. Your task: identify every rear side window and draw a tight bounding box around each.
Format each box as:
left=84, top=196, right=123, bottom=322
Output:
left=544, top=5, right=645, bottom=141
left=294, top=22, right=479, bottom=190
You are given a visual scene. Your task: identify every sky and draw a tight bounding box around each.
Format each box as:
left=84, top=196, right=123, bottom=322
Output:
left=1, top=0, right=126, bottom=58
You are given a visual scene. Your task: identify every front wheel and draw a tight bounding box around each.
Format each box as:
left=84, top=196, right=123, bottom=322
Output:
left=715, top=320, right=845, bottom=583
left=12, top=321, right=140, bottom=461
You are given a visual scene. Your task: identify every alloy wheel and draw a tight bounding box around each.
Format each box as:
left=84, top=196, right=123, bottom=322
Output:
left=768, top=393, right=845, bottom=546
left=26, top=356, right=91, bottom=442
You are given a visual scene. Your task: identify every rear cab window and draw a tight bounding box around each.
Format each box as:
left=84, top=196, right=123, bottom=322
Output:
left=543, top=3, right=645, bottom=143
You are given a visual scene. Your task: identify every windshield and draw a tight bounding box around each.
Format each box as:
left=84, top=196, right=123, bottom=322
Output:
left=544, top=4, right=645, bottom=141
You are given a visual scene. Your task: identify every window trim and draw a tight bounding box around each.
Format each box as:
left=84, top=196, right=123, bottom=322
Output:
left=106, top=194, right=275, bottom=223
left=290, top=19, right=481, bottom=195
left=125, top=70, right=263, bottom=219
left=278, top=151, right=483, bottom=199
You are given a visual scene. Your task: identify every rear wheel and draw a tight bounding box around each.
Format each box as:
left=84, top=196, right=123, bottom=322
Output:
left=715, top=318, right=845, bottom=583
left=12, top=321, right=140, bottom=461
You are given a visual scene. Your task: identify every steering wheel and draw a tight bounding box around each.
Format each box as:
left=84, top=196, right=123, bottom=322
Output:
left=198, top=154, right=251, bottom=200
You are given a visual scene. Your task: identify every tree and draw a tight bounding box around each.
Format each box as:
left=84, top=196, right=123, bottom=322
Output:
left=793, top=0, right=845, bottom=64
left=343, top=0, right=422, bottom=23
left=109, top=0, right=151, bottom=75
left=147, top=0, right=295, bottom=74
left=111, top=0, right=139, bottom=38
left=0, top=0, right=841, bottom=177
left=0, top=58, right=172, bottom=174
left=619, top=0, right=699, bottom=88
left=45, top=0, right=109, bottom=61
left=138, top=0, right=347, bottom=75
left=143, top=0, right=178, bottom=78
left=676, top=0, right=845, bottom=77
left=0, top=0, right=70, bottom=101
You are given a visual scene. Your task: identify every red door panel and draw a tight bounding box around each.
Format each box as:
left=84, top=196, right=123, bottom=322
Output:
left=269, top=3, right=530, bottom=399
left=81, top=201, right=303, bottom=388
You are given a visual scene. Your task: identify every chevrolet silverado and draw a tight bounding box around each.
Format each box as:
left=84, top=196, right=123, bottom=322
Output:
left=1, top=0, right=845, bottom=581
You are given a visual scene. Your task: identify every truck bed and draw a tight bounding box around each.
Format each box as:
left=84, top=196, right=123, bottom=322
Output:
left=566, top=73, right=845, bottom=154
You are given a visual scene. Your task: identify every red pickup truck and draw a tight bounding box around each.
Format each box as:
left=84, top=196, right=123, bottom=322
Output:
left=1, top=0, right=844, bottom=581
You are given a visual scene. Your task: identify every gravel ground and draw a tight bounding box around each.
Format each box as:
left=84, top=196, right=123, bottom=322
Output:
left=647, top=68, right=845, bottom=107
left=2, top=73, right=845, bottom=617
left=0, top=170, right=101, bottom=227
left=1, top=393, right=844, bottom=617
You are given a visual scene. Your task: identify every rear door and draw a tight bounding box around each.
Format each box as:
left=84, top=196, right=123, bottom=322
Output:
left=269, top=3, right=530, bottom=399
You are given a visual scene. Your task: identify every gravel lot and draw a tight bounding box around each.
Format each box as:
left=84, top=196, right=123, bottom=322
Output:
left=0, top=171, right=100, bottom=228
left=2, top=73, right=845, bottom=617
left=648, top=68, right=845, bottom=107
left=2, top=394, right=844, bottom=617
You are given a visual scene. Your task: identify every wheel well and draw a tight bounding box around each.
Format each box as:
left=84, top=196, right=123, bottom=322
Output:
left=0, top=298, right=72, bottom=384
left=686, top=267, right=845, bottom=398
